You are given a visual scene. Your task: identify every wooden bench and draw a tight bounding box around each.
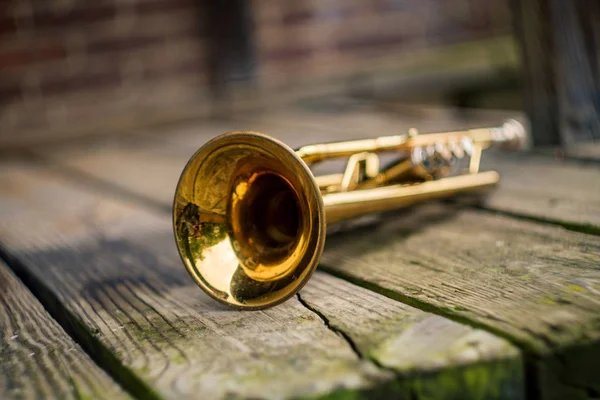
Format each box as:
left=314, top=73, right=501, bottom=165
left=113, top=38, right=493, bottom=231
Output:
left=1, top=100, right=599, bottom=399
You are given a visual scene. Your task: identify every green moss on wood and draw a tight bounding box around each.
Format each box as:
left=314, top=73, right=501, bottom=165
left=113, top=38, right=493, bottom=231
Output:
left=538, top=297, right=557, bottom=306
left=562, top=285, right=586, bottom=294
left=307, top=358, right=523, bottom=400
left=319, top=265, right=529, bottom=352
left=409, top=358, right=524, bottom=400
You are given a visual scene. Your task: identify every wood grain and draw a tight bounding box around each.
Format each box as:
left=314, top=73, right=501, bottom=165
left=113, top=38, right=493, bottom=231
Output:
left=0, top=260, right=129, bottom=399
left=29, top=102, right=600, bottom=231
left=0, top=159, right=523, bottom=399
left=21, top=104, right=488, bottom=204
left=298, top=276, right=523, bottom=400
left=238, top=103, right=600, bottom=230
left=17, top=103, right=600, bottom=397
left=318, top=203, right=600, bottom=400
left=26, top=116, right=382, bottom=209
left=481, top=152, right=600, bottom=231
left=235, top=102, right=600, bottom=230
left=564, top=143, right=600, bottom=161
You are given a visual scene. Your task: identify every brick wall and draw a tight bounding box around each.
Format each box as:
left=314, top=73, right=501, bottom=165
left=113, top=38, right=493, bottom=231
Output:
left=252, top=0, right=511, bottom=88
left=0, top=0, right=208, bottom=143
left=0, top=0, right=511, bottom=145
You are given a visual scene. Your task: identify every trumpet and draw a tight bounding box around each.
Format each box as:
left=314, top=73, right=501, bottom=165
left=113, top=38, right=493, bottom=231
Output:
left=173, top=119, right=527, bottom=309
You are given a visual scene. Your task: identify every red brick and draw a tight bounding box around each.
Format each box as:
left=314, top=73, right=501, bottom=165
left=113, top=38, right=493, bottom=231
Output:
left=86, top=24, right=199, bottom=55
left=87, top=34, right=165, bottom=54
left=336, top=32, right=410, bottom=52
left=262, top=47, right=314, bottom=62
left=0, top=44, right=67, bottom=69
left=280, top=9, right=315, bottom=25
left=136, top=0, right=196, bottom=15
left=40, top=69, right=121, bottom=96
left=281, top=6, right=356, bottom=25
left=173, top=57, right=206, bottom=76
left=141, top=56, right=206, bottom=80
left=0, top=16, right=16, bottom=36
left=0, top=81, right=21, bottom=104
left=372, top=0, right=416, bottom=12
left=32, top=4, right=117, bottom=29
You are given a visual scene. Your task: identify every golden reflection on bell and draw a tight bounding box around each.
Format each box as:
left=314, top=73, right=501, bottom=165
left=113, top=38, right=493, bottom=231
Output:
left=173, top=132, right=325, bottom=310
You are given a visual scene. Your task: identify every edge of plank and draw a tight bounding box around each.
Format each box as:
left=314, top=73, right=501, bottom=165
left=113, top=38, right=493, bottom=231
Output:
left=0, top=247, right=162, bottom=400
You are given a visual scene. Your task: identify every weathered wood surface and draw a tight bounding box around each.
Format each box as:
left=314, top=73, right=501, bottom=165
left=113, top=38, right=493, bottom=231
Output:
left=15, top=102, right=600, bottom=398
left=25, top=115, right=395, bottom=209
left=481, top=152, right=600, bottom=231
left=0, top=159, right=523, bottom=399
left=22, top=101, right=507, bottom=201
left=537, top=143, right=600, bottom=163
left=231, top=103, right=600, bottom=231
left=0, top=260, right=129, bottom=399
left=24, top=121, right=242, bottom=209
left=565, top=143, right=600, bottom=161
left=319, top=203, right=600, bottom=400
left=298, top=278, right=523, bottom=400
left=31, top=102, right=600, bottom=232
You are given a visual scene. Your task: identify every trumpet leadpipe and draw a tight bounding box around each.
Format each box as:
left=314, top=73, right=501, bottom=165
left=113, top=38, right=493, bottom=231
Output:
left=296, top=119, right=527, bottom=165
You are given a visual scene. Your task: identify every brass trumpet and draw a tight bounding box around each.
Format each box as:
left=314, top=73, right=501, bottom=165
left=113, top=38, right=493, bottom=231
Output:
left=173, top=119, right=527, bottom=309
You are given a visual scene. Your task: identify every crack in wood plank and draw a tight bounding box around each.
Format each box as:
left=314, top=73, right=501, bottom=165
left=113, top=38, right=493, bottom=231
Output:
left=296, top=292, right=365, bottom=362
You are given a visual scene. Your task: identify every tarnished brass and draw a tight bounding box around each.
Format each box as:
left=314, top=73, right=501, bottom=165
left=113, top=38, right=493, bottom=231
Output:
left=173, top=119, right=527, bottom=309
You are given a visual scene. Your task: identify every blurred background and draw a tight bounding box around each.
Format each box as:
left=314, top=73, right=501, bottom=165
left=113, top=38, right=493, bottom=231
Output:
left=0, top=0, right=598, bottom=148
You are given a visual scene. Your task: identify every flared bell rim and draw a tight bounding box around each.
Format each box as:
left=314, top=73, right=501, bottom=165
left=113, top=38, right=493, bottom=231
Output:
left=172, top=131, right=326, bottom=310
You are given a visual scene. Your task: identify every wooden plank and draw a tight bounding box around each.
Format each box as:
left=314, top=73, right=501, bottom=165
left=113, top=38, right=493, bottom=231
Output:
left=298, top=276, right=523, bottom=400
left=481, top=152, right=600, bottom=232
left=318, top=203, right=600, bottom=400
left=0, top=260, right=129, bottom=400
left=230, top=103, right=600, bottom=230
left=25, top=117, right=376, bottom=210
left=563, top=143, right=600, bottom=161
left=26, top=101, right=514, bottom=209
left=0, top=159, right=524, bottom=399
left=537, top=143, right=600, bottom=163
left=31, top=104, right=600, bottom=232
left=23, top=120, right=241, bottom=209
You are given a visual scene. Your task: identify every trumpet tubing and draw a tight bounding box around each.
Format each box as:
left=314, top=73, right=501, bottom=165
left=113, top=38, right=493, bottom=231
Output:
left=173, top=119, right=527, bottom=309
left=323, top=171, right=499, bottom=224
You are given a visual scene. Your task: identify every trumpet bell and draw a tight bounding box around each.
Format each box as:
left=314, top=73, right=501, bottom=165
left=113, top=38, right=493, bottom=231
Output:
left=173, top=132, right=326, bottom=309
